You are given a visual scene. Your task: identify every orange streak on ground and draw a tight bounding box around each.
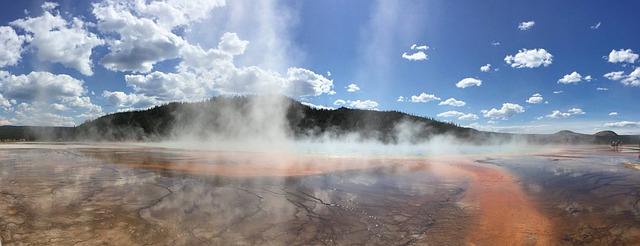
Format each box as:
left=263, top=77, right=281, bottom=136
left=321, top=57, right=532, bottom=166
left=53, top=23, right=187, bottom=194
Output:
left=450, top=162, right=554, bottom=245
left=85, top=148, right=556, bottom=244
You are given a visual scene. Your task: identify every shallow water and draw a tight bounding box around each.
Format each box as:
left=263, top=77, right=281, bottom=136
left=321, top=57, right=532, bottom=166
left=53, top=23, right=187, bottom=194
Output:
left=1, top=143, right=639, bottom=245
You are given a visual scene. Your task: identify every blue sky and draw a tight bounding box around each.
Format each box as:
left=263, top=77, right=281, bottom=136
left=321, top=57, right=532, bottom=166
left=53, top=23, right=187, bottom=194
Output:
left=0, top=0, right=639, bottom=134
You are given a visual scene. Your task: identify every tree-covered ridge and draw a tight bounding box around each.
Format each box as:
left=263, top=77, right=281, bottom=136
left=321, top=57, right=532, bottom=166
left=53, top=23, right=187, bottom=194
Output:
left=75, top=95, right=478, bottom=143
left=1, top=95, right=638, bottom=145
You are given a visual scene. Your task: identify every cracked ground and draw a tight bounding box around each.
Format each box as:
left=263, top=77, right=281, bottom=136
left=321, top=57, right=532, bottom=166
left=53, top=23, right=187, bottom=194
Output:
left=1, top=144, right=640, bottom=245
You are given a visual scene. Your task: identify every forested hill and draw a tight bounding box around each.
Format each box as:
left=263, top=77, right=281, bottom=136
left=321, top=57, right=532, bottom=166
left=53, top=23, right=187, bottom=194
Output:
left=2, top=95, right=637, bottom=144
left=74, top=95, right=487, bottom=143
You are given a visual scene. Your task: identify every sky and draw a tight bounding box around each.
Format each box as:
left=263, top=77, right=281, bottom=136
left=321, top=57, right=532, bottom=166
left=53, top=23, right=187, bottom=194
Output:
left=0, top=0, right=639, bottom=135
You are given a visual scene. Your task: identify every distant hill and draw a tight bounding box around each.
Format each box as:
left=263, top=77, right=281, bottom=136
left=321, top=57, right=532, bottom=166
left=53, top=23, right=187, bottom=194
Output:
left=1, top=95, right=638, bottom=145
left=74, top=95, right=490, bottom=143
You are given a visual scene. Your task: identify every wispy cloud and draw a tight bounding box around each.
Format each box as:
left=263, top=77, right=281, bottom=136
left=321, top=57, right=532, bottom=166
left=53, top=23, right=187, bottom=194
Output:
left=518, top=20, right=535, bottom=30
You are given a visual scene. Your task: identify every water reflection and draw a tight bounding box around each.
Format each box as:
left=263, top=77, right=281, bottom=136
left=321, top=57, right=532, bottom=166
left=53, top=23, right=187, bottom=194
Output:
left=0, top=144, right=470, bottom=245
left=3, top=144, right=639, bottom=245
left=477, top=147, right=640, bottom=244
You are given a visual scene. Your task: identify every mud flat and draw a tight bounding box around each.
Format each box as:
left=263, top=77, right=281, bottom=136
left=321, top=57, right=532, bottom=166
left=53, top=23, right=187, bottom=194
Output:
left=1, top=143, right=639, bottom=245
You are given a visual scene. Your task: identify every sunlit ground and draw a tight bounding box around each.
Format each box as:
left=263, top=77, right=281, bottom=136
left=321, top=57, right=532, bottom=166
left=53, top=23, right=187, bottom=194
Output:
left=1, top=143, right=640, bottom=245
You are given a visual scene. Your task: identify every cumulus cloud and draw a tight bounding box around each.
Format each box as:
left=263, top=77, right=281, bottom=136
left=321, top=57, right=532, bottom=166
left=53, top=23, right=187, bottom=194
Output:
left=11, top=3, right=104, bottom=76
left=402, top=51, right=427, bottom=61
left=545, top=108, right=585, bottom=119
left=518, top=20, right=535, bottom=30
left=396, top=96, right=405, bottom=102
left=333, top=99, right=378, bottom=110
left=301, top=102, right=334, bottom=110
left=0, top=26, right=25, bottom=67
left=526, top=93, right=544, bottom=104
left=410, top=93, right=440, bottom=103
left=504, top=48, right=553, bottom=68
left=558, top=71, right=586, bottom=84
left=333, top=99, right=346, bottom=106
left=596, top=87, right=608, bottom=91
left=438, top=98, right=466, bottom=107
left=102, top=90, right=158, bottom=109
left=11, top=102, right=75, bottom=126
left=402, top=43, right=430, bottom=61
left=607, top=49, right=638, bottom=64
left=347, top=100, right=379, bottom=110
left=0, top=93, right=11, bottom=110
left=456, top=78, right=482, bottom=88
left=93, top=1, right=186, bottom=73
left=481, top=103, right=524, bottom=119
left=553, top=90, right=563, bottom=94
left=604, top=71, right=625, bottom=81
left=437, top=110, right=478, bottom=120
left=609, top=112, right=618, bottom=116
left=346, top=83, right=360, bottom=92
left=604, top=121, right=640, bottom=128
left=480, top=64, right=491, bottom=72
left=0, top=71, right=84, bottom=101
left=603, top=68, right=640, bottom=87
left=107, top=31, right=335, bottom=108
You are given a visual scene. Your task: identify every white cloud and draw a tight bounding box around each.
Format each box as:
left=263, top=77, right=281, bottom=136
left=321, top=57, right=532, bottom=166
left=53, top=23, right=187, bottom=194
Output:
left=11, top=102, right=76, bottom=126
left=558, top=71, right=584, bottom=84
left=526, top=93, right=544, bottom=104
left=504, top=48, right=553, bottom=68
left=410, top=93, right=440, bottom=103
left=603, top=71, right=625, bottom=81
left=396, top=96, right=405, bottom=102
left=0, top=93, right=11, bottom=110
left=410, top=44, right=429, bottom=50
left=0, top=71, right=84, bottom=101
left=609, top=112, right=618, bottom=116
left=607, top=49, right=638, bottom=64
left=456, top=78, right=482, bottom=88
left=11, top=4, right=104, bottom=76
left=553, top=90, right=563, bottom=94
left=91, top=0, right=224, bottom=73
left=102, top=91, right=158, bottom=109
left=604, top=121, right=640, bottom=128
left=113, top=32, right=335, bottom=106
left=93, top=2, right=186, bottom=73
left=301, top=102, right=334, bottom=110
left=327, top=71, right=331, bottom=77
left=491, top=41, right=500, bottom=46
left=438, top=98, right=466, bottom=107
left=480, top=64, right=491, bottom=72
left=346, top=83, right=360, bottom=92
left=590, top=22, right=601, bottom=29
left=545, top=110, right=571, bottom=119
left=481, top=103, right=524, bottom=119
left=402, top=51, right=428, bottom=61
left=333, top=99, right=346, bottom=106
left=437, top=110, right=478, bottom=120
left=584, top=75, right=593, bottom=81
left=0, top=26, right=25, bottom=67
left=603, top=68, right=640, bottom=87
left=545, top=108, right=585, bottom=119
left=596, top=87, right=608, bottom=91
left=346, top=100, right=379, bottom=110
left=518, top=20, right=535, bottom=30
left=568, top=108, right=585, bottom=115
